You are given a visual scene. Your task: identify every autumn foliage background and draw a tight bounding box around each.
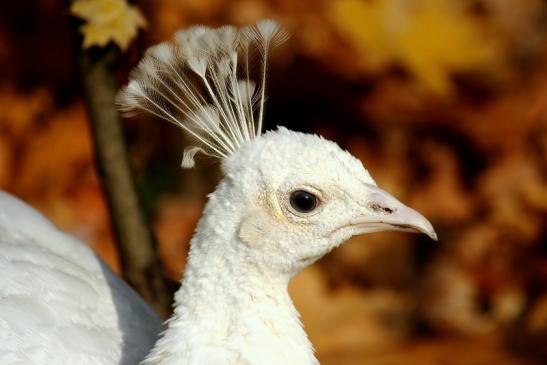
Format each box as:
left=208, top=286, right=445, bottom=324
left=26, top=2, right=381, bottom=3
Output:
left=1, top=1, right=547, bottom=364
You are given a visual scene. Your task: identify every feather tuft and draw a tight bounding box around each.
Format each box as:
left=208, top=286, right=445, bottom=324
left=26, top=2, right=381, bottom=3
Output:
left=181, top=146, right=205, bottom=168
left=117, top=20, right=288, bottom=168
left=243, top=19, right=290, bottom=49
left=147, top=43, right=175, bottom=64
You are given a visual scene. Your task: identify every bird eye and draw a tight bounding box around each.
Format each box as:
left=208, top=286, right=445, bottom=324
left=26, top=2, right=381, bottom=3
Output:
left=289, top=190, right=318, bottom=213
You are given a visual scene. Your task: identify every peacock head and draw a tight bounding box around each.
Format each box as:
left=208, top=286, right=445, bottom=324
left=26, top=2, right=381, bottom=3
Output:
left=221, top=127, right=436, bottom=274
left=118, top=20, right=436, bottom=275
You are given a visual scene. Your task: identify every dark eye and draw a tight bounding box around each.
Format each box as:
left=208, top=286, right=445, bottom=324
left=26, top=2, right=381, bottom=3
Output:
left=289, top=190, right=318, bottom=213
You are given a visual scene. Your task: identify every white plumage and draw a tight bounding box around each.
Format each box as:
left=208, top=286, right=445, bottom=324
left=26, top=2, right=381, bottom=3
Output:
left=0, top=191, right=162, bottom=364
left=0, top=20, right=436, bottom=365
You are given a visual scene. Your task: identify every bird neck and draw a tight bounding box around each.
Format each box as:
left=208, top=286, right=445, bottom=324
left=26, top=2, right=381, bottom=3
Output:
left=143, top=183, right=318, bottom=365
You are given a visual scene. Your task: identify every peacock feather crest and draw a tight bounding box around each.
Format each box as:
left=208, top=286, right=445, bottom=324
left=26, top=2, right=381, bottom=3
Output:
left=117, top=19, right=289, bottom=168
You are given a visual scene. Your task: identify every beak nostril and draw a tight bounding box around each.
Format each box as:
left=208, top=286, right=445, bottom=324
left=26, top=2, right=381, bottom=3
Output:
left=369, top=203, right=395, bottom=215
left=382, top=207, right=394, bottom=214
left=360, top=186, right=436, bottom=239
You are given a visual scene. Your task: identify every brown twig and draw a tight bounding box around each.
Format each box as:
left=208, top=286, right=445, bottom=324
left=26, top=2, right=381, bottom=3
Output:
left=78, top=45, right=172, bottom=319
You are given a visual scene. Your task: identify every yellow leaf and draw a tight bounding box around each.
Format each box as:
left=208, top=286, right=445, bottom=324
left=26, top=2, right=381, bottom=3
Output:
left=330, top=0, right=503, bottom=95
left=71, top=0, right=147, bottom=51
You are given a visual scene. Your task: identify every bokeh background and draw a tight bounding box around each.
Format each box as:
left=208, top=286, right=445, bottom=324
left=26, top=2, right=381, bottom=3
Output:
left=1, top=0, right=547, bottom=364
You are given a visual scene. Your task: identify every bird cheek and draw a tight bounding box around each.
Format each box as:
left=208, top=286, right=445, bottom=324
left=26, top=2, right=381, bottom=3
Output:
left=238, top=209, right=277, bottom=248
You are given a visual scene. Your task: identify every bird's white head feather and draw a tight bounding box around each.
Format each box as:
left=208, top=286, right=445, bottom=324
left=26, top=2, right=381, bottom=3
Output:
left=217, top=127, right=436, bottom=275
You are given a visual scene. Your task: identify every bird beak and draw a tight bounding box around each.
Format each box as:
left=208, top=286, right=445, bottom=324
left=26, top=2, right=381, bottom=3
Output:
left=351, top=184, right=437, bottom=241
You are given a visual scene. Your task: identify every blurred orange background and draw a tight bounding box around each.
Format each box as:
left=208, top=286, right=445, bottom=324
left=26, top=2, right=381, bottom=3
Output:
left=1, top=1, right=546, bottom=364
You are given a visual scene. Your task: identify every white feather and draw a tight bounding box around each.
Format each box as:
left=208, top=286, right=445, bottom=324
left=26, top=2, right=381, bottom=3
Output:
left=117, top=20, right=289, bottom=168
left=181, top=146, right=205, bottom=168
left=0, top=192, right=163, bottom=365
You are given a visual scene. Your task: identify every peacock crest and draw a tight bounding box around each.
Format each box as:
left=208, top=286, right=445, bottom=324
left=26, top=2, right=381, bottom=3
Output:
left=117, top=20, right=289, bottom=168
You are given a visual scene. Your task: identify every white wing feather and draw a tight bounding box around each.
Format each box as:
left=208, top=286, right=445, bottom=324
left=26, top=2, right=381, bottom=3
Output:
left=0, top=191, right=164, bottom=365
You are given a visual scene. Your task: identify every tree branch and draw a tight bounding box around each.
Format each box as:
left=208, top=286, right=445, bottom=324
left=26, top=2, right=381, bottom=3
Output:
left=78, top=45, right=172, bottom=318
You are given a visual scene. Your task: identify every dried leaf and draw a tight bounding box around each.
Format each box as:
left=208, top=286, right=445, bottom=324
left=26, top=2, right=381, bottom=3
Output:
left=71, top=0, right=147, bottom=51
left=330, top=0, right=503, bottom=94
left=14, top=102, right=94, bottom=197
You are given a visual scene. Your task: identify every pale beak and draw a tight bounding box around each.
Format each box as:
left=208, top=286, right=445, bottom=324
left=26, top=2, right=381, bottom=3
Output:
left=351, top=184, right=437, bottom=241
